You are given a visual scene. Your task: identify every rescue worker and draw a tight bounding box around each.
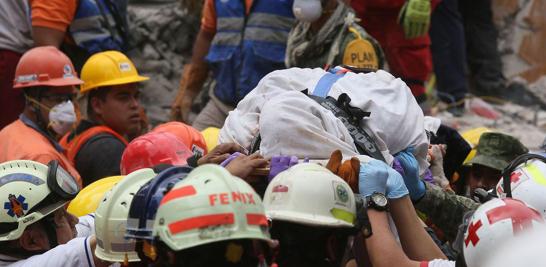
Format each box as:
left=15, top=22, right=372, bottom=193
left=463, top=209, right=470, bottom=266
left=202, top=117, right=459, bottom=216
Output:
left=152, top=121, right=208, bottom=157
left=0, top=160, right=107, bottom=267
left=170, top=0, right=295, bottom=130
left=0, top=1, right=32, bottom=129
left=149, top=164, right=271, bottom=266
left=264, top=163, right=357, bottom=267
left=356, top=157, right=449, bottom=267
left=28, top=0, right=129, bottom=71
left=60, top=50, right=148, bottom=186
left=120, top=131, right=193, bottom=175
left=1, top=0, right=130, bottom=129
left=94, top=168, right=156, bottom=265
left=350, top=0, right=438, bottom=108
left=0, top=46, right=81, bottom=185
left=359, top=160, right=544, bottom=267
left=408, top=152, right=544, bottom=243
left=124, top=166, right=197, bottom=265
left=67, top=175, right=124, bottom=217
left=429, top=0, right=467, bottom=115
left=465, top=132, right=528, bottom=198
left=286, top=0, right=384, bottom=70
left=201, top=127, right=221, bottom=152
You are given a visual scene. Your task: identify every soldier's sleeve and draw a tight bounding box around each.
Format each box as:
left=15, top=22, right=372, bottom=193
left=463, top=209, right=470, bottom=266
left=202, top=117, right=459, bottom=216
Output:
left=415, top=182, right=479, bottom=241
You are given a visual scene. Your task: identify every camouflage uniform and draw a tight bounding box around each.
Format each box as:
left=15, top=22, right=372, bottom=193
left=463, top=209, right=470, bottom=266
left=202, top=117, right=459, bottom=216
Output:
left=415, top=182, right=479, bottom=241
left=415, top=132, right=528, bottom=241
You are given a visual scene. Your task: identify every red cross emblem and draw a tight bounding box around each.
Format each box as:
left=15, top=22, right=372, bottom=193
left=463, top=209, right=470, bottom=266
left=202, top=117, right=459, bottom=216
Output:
left=464, top=199, right=544, bottom=248
left=497, top=172, right=523, bottom=195
left=465, top=220, right=483, bottom=247
left=510, top=171, right=522, bottom=184
left=486, top=198, right=543, bottom=234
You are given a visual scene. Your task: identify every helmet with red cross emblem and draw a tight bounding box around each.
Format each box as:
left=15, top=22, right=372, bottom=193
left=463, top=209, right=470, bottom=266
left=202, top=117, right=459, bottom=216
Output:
left=463, top=198, right=545, bottom=267
left=496, top=154, right=546, bottom=217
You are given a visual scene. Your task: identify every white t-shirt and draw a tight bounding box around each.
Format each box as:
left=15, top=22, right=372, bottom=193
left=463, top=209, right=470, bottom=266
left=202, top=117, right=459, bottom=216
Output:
left=0, top=214, right=97, bottom=267
left=76, top=214, right=95, bottom=238
left=0, top=236, right=95, bottom=267
left=424, top=259, right=456, bottom=267
left=0, top=0, right=33, bottom=53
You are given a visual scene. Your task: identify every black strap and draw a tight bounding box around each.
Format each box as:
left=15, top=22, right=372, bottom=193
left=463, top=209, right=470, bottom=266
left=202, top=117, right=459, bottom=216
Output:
left=249, top=134, right=261, bottom=154
left=42, top=215, right=59, bottom=249
left=501, top=153, right=546, bottom=198
left=308, top=93, right=385, bottom=162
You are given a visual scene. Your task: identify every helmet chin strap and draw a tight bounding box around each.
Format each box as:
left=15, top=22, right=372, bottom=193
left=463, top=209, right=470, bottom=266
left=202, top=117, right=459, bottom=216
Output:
left=42, top=216, right=59, bottom=249
left=26, top=94, right=51, bottom=134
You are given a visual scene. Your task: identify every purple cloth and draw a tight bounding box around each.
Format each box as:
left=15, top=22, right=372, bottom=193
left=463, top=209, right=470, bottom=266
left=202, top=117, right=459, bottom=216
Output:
left=268, top=155, right=299, bottom=182
left=422, top=168, right=434, bottom=183
left=392, top=157, right=405, bottom=177
left=220, top=152, right=242, bottom=167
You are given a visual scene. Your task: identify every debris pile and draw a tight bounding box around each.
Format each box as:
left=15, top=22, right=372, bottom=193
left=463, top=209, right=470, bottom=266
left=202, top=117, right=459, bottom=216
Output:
left=128, top=2, right=200, bottom=123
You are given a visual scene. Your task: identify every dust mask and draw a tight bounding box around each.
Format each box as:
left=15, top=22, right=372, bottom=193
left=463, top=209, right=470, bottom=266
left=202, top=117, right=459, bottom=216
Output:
left=48, top=101, right=77, bottom=135
left=293, top=0, right=322, bottom=23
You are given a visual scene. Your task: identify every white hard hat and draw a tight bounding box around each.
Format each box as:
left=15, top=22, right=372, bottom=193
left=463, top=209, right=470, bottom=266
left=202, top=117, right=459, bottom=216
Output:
left=0, top=160, right=80, bottom=241
left=152, top=164, right=270, bottom=251
left=496, top=158, right=546, bottom=216
left=94, top=168, right=156, bottom=262
left=263, top=163, right=356, bottom=228
left=463, top=198, right=545, bottom=267
left=484, top=224, right=546, bottom=267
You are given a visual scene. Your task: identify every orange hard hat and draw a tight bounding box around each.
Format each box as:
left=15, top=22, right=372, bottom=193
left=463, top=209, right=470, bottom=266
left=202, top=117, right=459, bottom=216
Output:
left=13, top=46, right=83, bottom=89
left=152, top=121, right=208, bottom=156
left=120, top=131, right=193, bottom=175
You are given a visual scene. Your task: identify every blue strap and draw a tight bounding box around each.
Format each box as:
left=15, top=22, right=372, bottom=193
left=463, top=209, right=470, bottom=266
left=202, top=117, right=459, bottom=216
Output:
left=313, top=69, right=347, bottom=98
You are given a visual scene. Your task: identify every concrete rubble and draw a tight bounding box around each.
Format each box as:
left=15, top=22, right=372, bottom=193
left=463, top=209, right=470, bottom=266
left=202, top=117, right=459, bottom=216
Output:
left=127, top=2, right=200, bottom=124
left=436, top=99, right=546, bottom=150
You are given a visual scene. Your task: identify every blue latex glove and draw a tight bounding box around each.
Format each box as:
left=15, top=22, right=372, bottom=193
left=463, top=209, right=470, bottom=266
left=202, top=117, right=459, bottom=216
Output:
left=358, top=159, right=389, bottom=197
left=386, top=166, right=409, bottom=199
left=394, top=147, right=425, bottom=201
left=268, top=155, right=299, bottom=181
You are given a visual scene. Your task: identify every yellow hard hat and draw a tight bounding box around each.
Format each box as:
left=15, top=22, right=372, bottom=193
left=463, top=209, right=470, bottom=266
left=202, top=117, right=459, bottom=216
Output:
left=201, top=127, right=220, bottom=151
left=462, top=127, right=492, bottom=165
left=80, top=50, right=148, bottom=93
left=67, top=175, right=124, bottom=217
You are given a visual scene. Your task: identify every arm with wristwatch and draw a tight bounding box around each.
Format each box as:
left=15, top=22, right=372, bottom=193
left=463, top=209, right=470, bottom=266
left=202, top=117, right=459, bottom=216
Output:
left=356, top=158, right=448, bottom=267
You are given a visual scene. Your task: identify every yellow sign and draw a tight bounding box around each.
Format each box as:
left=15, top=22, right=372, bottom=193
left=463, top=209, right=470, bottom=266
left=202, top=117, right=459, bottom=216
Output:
left=343, top=38, right=379, bottom=70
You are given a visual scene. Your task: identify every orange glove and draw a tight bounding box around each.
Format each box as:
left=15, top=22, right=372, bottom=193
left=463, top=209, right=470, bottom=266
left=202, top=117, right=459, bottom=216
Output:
left=326, top=150, right=360, bottom=193
left=170, top=63, right=209, bottom=122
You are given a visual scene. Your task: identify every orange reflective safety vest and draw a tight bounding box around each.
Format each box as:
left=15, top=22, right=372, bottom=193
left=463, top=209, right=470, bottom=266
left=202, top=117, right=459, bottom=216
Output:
left=60, top=126, right=128, bottom=165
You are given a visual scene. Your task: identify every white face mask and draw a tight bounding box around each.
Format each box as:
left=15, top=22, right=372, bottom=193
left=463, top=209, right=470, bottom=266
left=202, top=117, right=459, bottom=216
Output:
left=48, top=100, right=77, bottom=135
left=293, top=0, right=323, bottom=23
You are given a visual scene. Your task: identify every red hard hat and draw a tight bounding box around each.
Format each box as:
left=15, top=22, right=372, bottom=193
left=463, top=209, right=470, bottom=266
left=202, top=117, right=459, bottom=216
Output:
left=120, top=131, right=193, bottom=175
left=152, top=122, right=208, bottom=156
left=13, top=46, right=83, bottom=89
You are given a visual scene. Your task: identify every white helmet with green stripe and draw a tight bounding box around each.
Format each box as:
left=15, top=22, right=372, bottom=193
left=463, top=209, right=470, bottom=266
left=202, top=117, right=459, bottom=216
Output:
left=94, top=168, right=156, bottom=262
left=264, top=163, right=356, bottom=227
left=152, top=164, right=270, bottom=251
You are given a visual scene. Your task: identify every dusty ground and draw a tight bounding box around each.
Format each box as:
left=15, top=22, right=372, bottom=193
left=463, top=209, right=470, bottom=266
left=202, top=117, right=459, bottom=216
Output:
left=435, top=98, right=545, bottom=150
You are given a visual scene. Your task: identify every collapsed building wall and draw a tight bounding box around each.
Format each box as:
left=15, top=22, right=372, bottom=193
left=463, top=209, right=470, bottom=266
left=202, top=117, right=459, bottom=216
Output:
left=128, top=2, right=200, bottom=124
left=493, top=0, right=546, bottom=104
